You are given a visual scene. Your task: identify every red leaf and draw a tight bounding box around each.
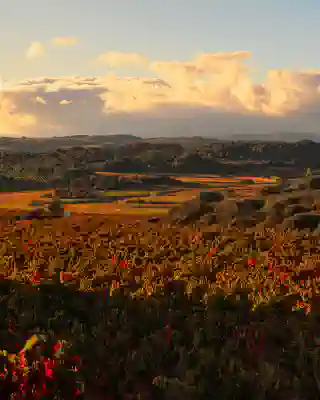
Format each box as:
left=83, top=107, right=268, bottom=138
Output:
left=52, top=343, right=62, bottom=354
left=62, top=272, right=73, bottom=281
left=208, top=247, right=217, bottom=257
left=120, top=260, right=128, bottom=268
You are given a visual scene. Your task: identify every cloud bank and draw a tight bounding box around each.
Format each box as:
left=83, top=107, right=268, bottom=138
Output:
left=2, top=51, right=320, bottom=137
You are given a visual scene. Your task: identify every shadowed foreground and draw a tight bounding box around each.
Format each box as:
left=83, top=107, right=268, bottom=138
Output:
left=0, top=280, right=318, bottom=399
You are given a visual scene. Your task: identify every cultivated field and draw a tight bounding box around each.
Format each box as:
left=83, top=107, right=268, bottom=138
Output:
left=0, top=189, right=55, bottom=210
left=0, top=175, right=272, bottom=217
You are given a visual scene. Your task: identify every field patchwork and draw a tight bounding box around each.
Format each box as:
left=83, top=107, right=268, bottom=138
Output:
left=0, top=175, right=277, bottom=216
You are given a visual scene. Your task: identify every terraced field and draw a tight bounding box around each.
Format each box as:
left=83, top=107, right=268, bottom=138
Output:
left=0, top=175, right=277, bottom=217
left=119, top=176, right=274, bottom=211
left=0, top=190, right=55, bottom=210
left=63, top=202, right=170, bottom=215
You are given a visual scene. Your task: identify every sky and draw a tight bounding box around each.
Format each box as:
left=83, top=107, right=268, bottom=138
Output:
left=1, top=0, right=320, bottom=137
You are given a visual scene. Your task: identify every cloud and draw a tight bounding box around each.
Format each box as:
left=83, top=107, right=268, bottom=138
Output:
left=0, top=96, right=37, bottom=134
left=34, top=96, right=47, bottom=105
left=1, top=51, right=320, bottom=136
left=60, top=99, right=73, bottom=105
left=26, top=42, right=45, bottom=59
left=93, top=51, right=149, bottom=68
left=51, top=37, right=79, bottom=47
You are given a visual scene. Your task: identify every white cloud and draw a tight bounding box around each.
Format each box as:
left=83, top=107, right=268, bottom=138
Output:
left=26, top=42, right=45, bottom=59
left=51, top=37, right=79, bottom=47
left=1, top=51, right=320, bottom=137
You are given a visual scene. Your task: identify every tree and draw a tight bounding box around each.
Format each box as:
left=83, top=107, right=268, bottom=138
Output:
left=48, top=196, right=64, bottom=217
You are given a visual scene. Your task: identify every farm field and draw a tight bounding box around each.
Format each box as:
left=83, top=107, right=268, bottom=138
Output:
left=0, top=174, right=274, bottom=217
left=134, top=189, right=198, bottom=203
left=63, top=202, right=170, bottom=215
left=0, top=189, right=55, bottom=210
left=104, top=190, right=158, bottom=196
left=97, top=171, right=277, bottom=182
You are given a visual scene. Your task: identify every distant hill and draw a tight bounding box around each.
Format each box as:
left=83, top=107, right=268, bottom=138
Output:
left=0, top=134, right=142, bottom=153
left=229, top=132, right=320, bottom=142
left=0, top=136, right=319, bottom=191
left=0, top=133, right=319, bottom=153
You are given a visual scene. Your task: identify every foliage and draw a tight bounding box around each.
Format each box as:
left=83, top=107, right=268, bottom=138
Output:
left=0, top=140, right=320, bottom=398
left=0, top=208, right=318, bottom=398
left=0, top=278, right=318, bottom=399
